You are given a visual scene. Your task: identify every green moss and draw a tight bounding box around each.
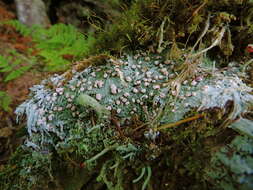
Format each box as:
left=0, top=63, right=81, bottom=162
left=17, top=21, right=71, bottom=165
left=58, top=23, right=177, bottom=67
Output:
left=1, top=1, right=253, bottom=188
left=1, top=50, right=250, bottom=189
left=0, top=147, right=53, bottom=190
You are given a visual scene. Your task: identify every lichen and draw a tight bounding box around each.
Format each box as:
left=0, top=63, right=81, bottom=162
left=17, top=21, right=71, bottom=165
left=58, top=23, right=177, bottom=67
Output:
left=1, top=51, right=253, bottom=189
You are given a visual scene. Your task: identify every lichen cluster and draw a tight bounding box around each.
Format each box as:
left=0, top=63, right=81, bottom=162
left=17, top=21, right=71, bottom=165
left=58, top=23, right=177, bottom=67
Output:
left=16, top=53, right=175, bottom=143
left=206, top=134, right=253, bottom=190
left=1, top=51, right=253, bottom=189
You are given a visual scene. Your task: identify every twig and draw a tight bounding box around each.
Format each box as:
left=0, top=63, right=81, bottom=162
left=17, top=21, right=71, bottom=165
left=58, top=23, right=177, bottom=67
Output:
left=157, top=113, right=205, bottom=130
left=190, top=26, right=226, bottom=58
left=157, top=17, right=167, bottom=53
left=187, top=1, right=207, bottom=23
left=170, top=13, right=211, bottom=95
left=190, top=12, right=211, bottom=54
left=132, top=122, right=149, bottom=132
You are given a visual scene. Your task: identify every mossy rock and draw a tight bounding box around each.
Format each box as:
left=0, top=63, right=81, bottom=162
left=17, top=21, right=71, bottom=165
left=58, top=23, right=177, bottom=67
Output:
left=1, top=52, right=253, bottom=190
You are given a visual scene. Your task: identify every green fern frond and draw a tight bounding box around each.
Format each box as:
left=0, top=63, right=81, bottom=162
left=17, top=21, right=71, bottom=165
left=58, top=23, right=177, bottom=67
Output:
left=0, top=55, right=10, bottom=67
left=1, top=20, right=32, bottom=36
left=0, top=54, right=32, bottom=82
left=31, top=24, right=95, bottom=71
left=4, top=65, right=31, bottom=82
left=0, top=91, right=12, bottom=112
left=4, top=20, right=95, bottom=71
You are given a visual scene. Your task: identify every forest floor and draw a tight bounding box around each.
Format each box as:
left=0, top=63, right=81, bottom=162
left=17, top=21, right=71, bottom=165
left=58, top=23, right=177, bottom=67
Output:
left=0, top=1, right=48, bottom=167
left=0, top=1, right=253, bottom=189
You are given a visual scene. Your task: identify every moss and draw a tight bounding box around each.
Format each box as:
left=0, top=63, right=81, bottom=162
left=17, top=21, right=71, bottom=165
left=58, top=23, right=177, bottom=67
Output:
left=1, top=50, right=251, bottom=189
left=1, top=1, right=253, bottom=189
left=0, top=147, right=53, bottom=190
left=87, top=0, right=253, bottom=62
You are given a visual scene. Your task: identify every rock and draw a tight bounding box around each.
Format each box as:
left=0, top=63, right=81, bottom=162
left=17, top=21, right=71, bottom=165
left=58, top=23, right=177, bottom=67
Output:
left=15, top=0, right=50, bottom=27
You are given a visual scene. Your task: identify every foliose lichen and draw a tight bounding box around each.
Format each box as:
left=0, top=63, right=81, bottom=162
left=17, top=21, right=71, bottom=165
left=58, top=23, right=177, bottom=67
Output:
left=2, top=51, right=253, bottom=189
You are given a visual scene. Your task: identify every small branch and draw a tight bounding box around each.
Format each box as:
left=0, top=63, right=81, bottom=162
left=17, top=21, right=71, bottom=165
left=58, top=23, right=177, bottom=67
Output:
left=187, top=1, right=207, bottom=23
left=190, top=26, right=226, bottom=58
left=157, top=113, right=205, bottom=130
left=132, top=122, right=149, bottom=132
left=157, top=17, right=167, bottom=53
left=190, top=12, right=210, bottom=54
left=169, top=13, right=211, bottom=95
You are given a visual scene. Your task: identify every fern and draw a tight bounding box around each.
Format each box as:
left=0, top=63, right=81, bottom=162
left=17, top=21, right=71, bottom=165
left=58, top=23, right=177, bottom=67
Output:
left=4, top=20, right=95, bottom=71
left=0, top=54, right=32, bottom=82
left=32, top=24, right=95, bottom=71
left=0, top=54, right=11, bottom=71
left=0, top=20, right=32, bottom=36
left=0, top=91, right=12, bottom=112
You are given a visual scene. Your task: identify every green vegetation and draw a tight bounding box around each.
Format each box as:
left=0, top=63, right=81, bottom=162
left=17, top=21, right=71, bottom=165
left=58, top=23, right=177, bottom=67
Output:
left=0, top=52, right=32, bottom=82
left=3, top=20, right=95, bottom=71
left=206, top=135, right=253, bottom=190
left=0, top=91, right=11, bottom=112
left=1, top=0, right=253, bottom=189
left=90, top=0, right=253, bottom=59
left=1, top=51, right=252, bottom=189
left=0, top=21, right=96, bottom=112
left=0, top=147, right=53, bottom=190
